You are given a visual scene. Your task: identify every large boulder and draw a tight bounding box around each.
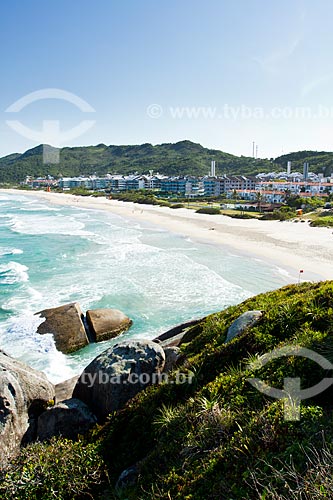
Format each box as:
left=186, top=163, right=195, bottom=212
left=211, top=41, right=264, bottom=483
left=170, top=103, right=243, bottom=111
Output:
left=225, top=310, right=263, bottom=343
left=55, top=376, right=79, bottom=402
left=86, top=308, right=132, bottom=342
left=37, top=398, right=97, bottom=441
left=0, top=350, right=55, bottom=468
left=36, top=302, right=89, bottom=354
left=73, top=340, right=165, bottom=421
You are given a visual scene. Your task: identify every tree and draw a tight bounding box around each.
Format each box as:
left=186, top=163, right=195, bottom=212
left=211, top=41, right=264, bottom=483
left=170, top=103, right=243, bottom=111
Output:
left=232, top=189, right=240, bottom=202
left=255, top=191, right=264, bottom=212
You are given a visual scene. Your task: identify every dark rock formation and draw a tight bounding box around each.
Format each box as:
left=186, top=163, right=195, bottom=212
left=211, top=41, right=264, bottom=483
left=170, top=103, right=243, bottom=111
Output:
left=0, top=350, right=55, bottom=468
left=36, top=302, right=89, bottom=354
left=225, top=310, right=263, bottom=343
left=116, top=465, right=139, bottom=491
left=73, top=340, right=165, bottom=421
left=153, top=317, right=204, bottom=347
left=86, top=308, right=132, bottom=342
left=37, top=398, right=97, bottom=441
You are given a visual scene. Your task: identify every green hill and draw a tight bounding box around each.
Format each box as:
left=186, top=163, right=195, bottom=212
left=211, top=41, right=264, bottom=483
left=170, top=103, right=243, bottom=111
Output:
left=2, top=281, right=333, bottom=499
left=1, top=142, right=333, bottom=183
left=0, top=141, right=273, bottom=182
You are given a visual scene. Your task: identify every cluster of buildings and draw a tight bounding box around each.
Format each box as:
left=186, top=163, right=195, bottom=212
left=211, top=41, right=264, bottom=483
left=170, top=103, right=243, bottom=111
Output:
left=257, top=161, right=322, bottom=183
left=24, top=161, right=333, bottom=203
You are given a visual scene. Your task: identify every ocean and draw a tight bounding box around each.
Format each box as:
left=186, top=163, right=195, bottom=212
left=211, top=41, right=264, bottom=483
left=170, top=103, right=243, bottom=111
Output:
left=0, top=192, right=293, bottom=383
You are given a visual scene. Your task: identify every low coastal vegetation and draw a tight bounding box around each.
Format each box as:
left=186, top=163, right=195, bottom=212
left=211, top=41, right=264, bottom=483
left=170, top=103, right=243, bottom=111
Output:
left=227, top=212, right=259, bottom=219
left=2, top=281, right=333, bottom=499
left=260, top=206, right=295, bottom=221
left=310, top=214, right=333, bottom=227
left=195, top=206, right=221, bottom=214
left=109, top=191, right=333, bottom=225
left=169, top=203, right=184, bottom=209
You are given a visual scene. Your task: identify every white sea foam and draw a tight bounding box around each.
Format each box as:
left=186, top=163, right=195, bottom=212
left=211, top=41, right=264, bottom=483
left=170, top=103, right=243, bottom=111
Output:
left=9, top=213, right=92, bottom=236
left=1, top=286, right=43, bottom=314
left=0, top=261, right=29, bottom=284
left=0, top=312, right=74, bottom=383
left=19, top=199, right=61, bottom=211
left=0, top=247, right=23, bottom=256
left=20, top=206, right=61, bottom=212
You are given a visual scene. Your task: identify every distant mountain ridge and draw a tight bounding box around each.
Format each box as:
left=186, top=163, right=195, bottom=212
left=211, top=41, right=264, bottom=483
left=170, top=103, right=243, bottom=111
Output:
left=0, top=140, right=332, bottom=182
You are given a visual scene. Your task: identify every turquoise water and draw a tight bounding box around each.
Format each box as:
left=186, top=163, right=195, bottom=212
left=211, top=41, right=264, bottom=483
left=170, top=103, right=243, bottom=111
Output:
left=0, top=193, right=293, bottom=382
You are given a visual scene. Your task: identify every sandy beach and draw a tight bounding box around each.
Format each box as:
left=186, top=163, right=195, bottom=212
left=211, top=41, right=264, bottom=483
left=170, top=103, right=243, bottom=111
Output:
left=2, top=189, right=333, bottom=281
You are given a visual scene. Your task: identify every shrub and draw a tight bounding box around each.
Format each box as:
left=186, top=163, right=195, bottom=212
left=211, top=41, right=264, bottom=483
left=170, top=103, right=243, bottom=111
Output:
left=196, top=207, right=221, bottom=215
left=261, top=210, right=294, bottom=221
left=319, top=209, right=333, bottom=216
left=170, top=203, right=184, bottom=209
left=0, top=438, right=107, bottom=500
left=225, top=213, right=253, bottom=219
left=310, top=216, right=333, bottom=227
left=248, top=438, right=333, bottom=499
left=91, top=192, right=107, bottom=197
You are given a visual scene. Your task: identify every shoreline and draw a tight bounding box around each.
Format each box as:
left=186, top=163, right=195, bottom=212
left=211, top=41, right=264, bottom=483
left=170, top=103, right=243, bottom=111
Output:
left=1, top=188, right=333, bottom=281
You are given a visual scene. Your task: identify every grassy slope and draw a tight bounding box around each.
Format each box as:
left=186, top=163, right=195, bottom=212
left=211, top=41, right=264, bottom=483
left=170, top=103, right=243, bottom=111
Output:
left=2, top=281, right=333, bottom=499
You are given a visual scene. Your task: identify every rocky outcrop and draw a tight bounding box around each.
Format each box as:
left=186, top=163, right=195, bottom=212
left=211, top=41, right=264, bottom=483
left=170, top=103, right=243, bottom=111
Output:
left=225, top=310, right=263, bottom=343
left=35, top=303, right=133, bottom=354
left=153, top=317, right=204, bottom=347
left=73, top=340, right=165, bottom=421
left=36, top=302, right=89, bottom=354
left=163, top=346, right=181, bottom=372
left=0, top=350, right=55, bottom=468
left=86, top=308, right=132, bottom=343
left=37, top=398, right=97, bottom=441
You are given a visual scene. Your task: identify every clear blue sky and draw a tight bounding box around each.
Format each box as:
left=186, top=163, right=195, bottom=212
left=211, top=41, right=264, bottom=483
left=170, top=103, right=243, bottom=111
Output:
left=1, top=0, right=332, bottom=159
